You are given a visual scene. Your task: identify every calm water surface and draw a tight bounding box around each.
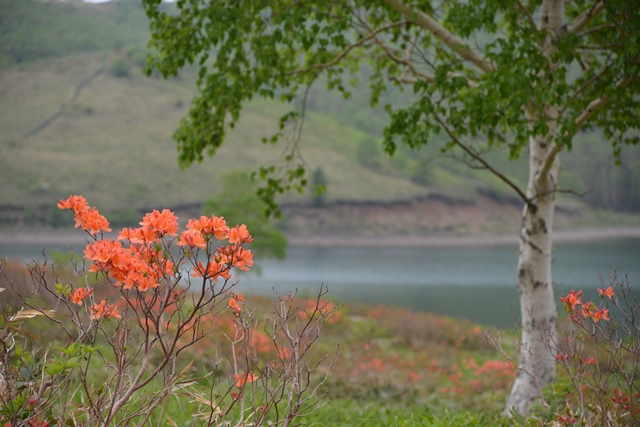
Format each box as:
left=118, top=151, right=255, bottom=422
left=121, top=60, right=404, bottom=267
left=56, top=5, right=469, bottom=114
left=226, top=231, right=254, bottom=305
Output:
left=2, top=238, right=639, bottom=328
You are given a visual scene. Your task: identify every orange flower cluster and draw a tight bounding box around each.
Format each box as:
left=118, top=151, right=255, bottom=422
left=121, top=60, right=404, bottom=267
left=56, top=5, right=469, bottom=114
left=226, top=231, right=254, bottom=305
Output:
left=560, top=289, right=610, bottom=323
left=58, top=195, right=254, bottom=294
left=58, top=195, right=111, bottom=235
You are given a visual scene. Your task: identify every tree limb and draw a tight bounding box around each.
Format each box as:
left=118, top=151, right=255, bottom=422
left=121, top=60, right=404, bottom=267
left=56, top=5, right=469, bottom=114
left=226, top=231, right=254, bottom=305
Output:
left=288, top=20, right=410, bottom=75
left=384, top=0, right=496, bottom=73
left=432, top=112, right=531, bottom=207
left=515, top=0, right=536, bottom=30
left=372, top=37, right=435, bottom=83
left=573, top=75, right=634, bottom=135
left=566, top=2, right=606, bottom=36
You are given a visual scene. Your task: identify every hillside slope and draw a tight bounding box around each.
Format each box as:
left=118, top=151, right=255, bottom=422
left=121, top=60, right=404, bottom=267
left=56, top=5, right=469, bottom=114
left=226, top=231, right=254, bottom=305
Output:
left=1, top=0, right=639, bottom=234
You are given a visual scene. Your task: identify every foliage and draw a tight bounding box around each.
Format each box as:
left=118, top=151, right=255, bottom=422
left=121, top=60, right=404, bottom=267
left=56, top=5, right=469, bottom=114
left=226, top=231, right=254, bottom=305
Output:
left=143, top=0, right=639, bottom=214
left=203, top=171, right=287, bottom=259
left=0, top=196, right=337, bottom=426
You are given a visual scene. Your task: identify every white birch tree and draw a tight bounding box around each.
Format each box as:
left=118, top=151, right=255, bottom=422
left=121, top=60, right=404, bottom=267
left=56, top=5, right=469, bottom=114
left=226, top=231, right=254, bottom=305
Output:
left=142, top=0, right=640, bottom=416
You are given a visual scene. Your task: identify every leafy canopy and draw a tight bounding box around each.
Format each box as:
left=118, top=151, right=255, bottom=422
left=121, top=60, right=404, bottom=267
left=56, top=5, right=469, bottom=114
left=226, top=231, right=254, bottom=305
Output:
left=143, top=0, right=640, bottom=212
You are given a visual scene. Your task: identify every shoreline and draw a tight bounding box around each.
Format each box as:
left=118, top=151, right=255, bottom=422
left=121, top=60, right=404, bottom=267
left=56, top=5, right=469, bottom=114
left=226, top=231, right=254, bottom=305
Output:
left=1, top=226, right=640, bottom=248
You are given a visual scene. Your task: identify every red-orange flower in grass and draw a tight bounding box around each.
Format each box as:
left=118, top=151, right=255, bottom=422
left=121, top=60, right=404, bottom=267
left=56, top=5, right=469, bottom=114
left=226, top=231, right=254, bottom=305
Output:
left=579, top=356, right=596, bottom=365
left=234, top=372, right=257, bottom=388
left=70, top=287, right=94, bottom=305
left=597, top=286, right=614, bottom=299
left=89, top=300, right=122, bottom=320
left=177, top=229, right=207, bottom=249
left=57, top=195, right=88, bottom=212
left=84, top=239, right=127, bottom=273
left=73, top=207, right=112, bottom=235
left=278, top=347, right=292, bottom=361
left=227, top=224, right=253, bottom=244
left=560, top=289, right=583, bottom=313
left=27, top=417, right=50, bottom=427
left=139, top=209, right=179, bottom=237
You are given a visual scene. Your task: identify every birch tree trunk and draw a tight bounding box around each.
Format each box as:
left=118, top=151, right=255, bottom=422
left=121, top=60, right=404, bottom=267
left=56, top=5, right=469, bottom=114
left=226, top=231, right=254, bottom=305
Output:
left=505, top=122, right=561, bottom=415
left=505, top=0, right=564, bottom=414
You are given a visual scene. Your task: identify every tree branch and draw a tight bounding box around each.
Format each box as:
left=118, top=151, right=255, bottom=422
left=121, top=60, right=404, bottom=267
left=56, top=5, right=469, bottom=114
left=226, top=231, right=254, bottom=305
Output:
left=371, top=37, right=435, bottom=83
left=384, top=0, right=496, bottom=73
left=432, top=112, right=531, bottom=207
left=288, top=20, right=410, bottom=75
left=566, top=2, right=606, bottom=36
left=515, top=0, right=536, bottom=30
left=573, top=75, right=634, bottom=135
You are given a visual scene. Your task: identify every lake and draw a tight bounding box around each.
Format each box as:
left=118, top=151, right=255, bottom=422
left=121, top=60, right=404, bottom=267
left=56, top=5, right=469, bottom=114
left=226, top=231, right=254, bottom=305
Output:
left=2, top=238, right=639, bottom=329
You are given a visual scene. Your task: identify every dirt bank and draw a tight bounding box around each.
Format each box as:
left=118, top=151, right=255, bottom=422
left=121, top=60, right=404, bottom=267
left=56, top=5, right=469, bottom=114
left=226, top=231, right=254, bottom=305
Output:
left=1, top=226, right=640, bottom=249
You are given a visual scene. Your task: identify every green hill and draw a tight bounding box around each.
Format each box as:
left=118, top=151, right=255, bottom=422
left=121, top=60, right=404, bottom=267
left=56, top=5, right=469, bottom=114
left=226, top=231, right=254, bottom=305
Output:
left=0, top=0, right=639, bottom=230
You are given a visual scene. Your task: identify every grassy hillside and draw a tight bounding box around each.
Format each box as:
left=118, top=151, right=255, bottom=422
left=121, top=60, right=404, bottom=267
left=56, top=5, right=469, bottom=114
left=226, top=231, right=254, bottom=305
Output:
left=0, top=0, right=639, bottom=229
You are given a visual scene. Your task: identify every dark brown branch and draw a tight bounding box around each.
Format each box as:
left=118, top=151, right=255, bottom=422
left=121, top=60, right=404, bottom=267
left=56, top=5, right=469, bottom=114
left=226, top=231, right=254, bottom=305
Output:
left=432, top=112, right=532, bottom=208
left=515, top=0, right=536, bottom=30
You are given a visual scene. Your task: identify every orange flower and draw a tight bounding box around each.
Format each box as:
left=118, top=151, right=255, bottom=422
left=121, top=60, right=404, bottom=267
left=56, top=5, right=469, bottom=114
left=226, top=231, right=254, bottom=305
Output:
left=177, top=229, right=207, bottom=249
left=139, top=209, right=179, bottom=237
left=234, top=372, right=257, bottom=388
left=278, top=347, right=292, bottom=360
left=597, top=286, right=614, bottom=299
left=579, top=356, right=595, bottom=365
left=232, top=247, right=254, bottom=271
left=70, top=287, right=94, bottom=305
left=228, top=297, right=242, bottom=313
left=57, top=195, right=88, bottom=212
left=592, top=307, right=609, bottom=322
left=209, top=215, right=230, bottom=239
left=560, top=290, right=582, bottom=313
left=227, top=224, right=253, bottom=244
left=190, top=260, right=231, bottom=282
left=74, top=207, right=112, bottom=235
left=89, top=300, right=122, bottom=320
left=580, top=301, right=596, bottom=318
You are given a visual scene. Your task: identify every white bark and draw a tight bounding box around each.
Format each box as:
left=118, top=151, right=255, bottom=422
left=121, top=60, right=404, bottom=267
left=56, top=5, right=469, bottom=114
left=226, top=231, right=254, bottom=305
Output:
left=504, top=0, right=565, bottom=415
left=505, top=114, right=560, bottom=415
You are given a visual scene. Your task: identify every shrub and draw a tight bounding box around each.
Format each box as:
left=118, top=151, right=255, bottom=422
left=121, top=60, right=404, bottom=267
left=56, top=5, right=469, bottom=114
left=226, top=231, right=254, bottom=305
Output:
left=0, top=195, right=337, bottom=427
left=108, top=57, right=131, bottom=78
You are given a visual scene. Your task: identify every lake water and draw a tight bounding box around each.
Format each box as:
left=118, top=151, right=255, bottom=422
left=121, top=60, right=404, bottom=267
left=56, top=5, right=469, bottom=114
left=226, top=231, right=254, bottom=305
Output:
left=2, top=238, right=639, bottom=329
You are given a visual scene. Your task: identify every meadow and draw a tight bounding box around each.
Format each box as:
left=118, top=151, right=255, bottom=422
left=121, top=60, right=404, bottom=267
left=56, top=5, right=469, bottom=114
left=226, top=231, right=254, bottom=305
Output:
left=2, top=241, right=638, bottom=426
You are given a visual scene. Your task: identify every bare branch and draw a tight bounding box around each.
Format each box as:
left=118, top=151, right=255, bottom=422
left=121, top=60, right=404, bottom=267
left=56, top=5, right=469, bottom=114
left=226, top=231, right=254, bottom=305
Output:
left=384, top=0, right=496, bottom=73
left=566, top=2, right=606, bottom=36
